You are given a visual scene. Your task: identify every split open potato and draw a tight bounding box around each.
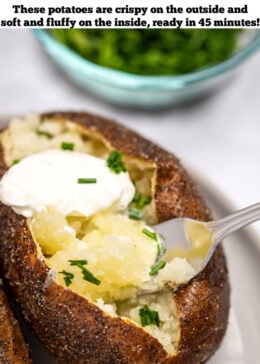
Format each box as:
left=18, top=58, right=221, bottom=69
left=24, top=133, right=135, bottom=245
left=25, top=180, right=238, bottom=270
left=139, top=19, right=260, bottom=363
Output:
left=0, top=112, right=229, bottom=363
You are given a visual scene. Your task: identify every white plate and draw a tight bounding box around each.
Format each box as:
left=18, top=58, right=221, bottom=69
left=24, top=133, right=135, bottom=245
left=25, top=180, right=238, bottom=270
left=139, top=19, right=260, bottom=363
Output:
left=196, top=175, right=260, bottom=364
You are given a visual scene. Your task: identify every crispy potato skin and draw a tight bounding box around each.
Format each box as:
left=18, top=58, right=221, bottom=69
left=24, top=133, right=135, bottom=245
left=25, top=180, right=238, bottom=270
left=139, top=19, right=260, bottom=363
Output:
left=0, top=112, right=230, bottom=363
left=0, top=282, right=31, bottom=364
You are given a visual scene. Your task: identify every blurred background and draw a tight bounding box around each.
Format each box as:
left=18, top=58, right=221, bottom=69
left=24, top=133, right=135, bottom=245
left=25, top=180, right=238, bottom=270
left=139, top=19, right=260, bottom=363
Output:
left=1, top=29, right=260, bottom=362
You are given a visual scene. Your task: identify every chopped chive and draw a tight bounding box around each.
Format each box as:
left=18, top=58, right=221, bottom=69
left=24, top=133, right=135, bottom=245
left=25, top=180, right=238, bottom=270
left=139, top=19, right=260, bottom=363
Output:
left=69, top=259, right=88, bottom=266
left=139, top=305, right=160, bottom=327
left=36, top=128, right=53, bottom=138
left=77, top=178, right=97, bottom=184
left=157, top=242, right=162, bottom=256
left=68, top=259, right=101, bottom=286
left=107, top=150, right=126, bottom=174
left=61, top=142, right=75, bottom=151
left=128, top=206, right=142, bottom=220
left=133, top=191, right=152, bottom=208
left=149, top=261, right=166, bottom=276
left=157, top=243, right=162, bottom=256
left=81, top=267, right=101, bottom=285
left=142, top=227, right=158, bottom=241
left=59, top=270, right=74, bottom=286
left=12, top=159, right=20, bottom=165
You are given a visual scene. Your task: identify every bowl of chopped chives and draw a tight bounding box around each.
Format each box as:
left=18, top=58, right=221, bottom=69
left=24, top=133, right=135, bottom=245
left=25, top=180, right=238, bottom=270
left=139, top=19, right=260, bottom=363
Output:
left=33, top=29, right=260, bottom=108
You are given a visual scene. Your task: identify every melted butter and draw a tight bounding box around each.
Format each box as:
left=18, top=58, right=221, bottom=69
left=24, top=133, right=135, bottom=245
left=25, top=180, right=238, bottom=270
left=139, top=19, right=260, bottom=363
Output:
left=167, top=220, right=213, bottom=261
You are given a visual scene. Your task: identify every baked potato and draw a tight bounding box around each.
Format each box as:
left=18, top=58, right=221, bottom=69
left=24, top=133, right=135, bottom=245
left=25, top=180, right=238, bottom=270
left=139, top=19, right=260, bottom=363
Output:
left=0, top=112, right=230, bottom=363
left=0, top=279, right=30, bottom=363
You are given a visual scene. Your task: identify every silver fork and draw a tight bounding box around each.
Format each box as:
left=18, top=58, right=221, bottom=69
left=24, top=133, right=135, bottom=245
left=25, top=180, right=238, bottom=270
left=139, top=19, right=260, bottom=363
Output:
left=155, top=202, right=260, bottom=277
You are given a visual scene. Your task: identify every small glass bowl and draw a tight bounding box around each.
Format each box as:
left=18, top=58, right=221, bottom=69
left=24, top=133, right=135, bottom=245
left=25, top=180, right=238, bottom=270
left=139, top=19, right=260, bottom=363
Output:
left=33, top=30, right=260, bottom=109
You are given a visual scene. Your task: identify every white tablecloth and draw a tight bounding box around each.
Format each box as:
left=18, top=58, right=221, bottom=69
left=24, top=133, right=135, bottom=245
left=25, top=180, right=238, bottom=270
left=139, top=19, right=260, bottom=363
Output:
left=1, top=29, right=260, bottom=233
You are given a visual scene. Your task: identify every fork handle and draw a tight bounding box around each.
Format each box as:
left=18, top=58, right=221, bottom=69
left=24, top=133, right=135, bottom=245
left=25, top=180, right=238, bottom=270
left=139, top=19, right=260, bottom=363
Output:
left=208, top=202, right=260, bottom=244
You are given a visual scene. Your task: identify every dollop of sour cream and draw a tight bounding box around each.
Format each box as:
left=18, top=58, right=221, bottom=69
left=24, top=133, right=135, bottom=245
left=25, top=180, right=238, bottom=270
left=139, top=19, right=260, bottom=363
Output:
left=0, top=150, right=135, bottom=217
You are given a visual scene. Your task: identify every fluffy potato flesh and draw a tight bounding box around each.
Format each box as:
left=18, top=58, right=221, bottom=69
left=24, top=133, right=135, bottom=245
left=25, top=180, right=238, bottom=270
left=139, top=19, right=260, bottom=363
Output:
left=32, top=209, right=158, bottom=302
left=31, top=207, right=179, bottom=354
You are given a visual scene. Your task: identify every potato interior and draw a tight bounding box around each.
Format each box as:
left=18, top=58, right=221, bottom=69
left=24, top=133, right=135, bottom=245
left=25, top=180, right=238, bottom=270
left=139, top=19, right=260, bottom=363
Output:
left=30, top=207, right=179, bottom=354
left=32, top=208, right=158, bottom=302
left=1, top=115, right=180, bottom=355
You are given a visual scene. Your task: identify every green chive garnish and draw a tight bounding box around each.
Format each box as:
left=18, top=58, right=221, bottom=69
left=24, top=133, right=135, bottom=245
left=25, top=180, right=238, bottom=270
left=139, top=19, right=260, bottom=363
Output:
left=149, top=261, right=166, bottom=276
left=77, top=178, right=97, bottom=184
left=128, top=206, right=142, bottom=220
left=12, top=159, right=20, bottom=165
left=61, top=142, right=75, bottom=151
left=107, top=150, right=126, bottom=174
left=69, top=260, right=88, bottom=266
left=59, top=270, right=74, bottom=286
left=142, top=227, right=158, bottom=241
left=68, top=260, right=101, bottom=285
left=133, top=191, right=152, bottom=208
left=36, top=129, right=53, bottom=138
left=139, top=305, right=160, bottom=327
left=81, top=268, right=101, bottom=285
